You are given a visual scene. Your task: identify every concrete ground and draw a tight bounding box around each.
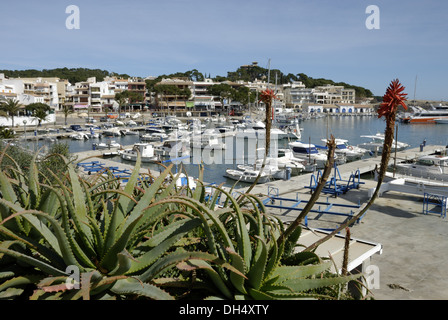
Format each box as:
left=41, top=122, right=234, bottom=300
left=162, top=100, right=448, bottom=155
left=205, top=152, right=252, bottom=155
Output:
left=347, top=180, right=448, bottom=300
left=266, top=179, right=448, bottom=300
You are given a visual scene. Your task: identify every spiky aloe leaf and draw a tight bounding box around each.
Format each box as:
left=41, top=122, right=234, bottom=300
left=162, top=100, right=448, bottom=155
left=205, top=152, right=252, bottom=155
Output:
left=99, top=215, right=143, bottom=272
left=137, top=251, right=245, bottom=283
left=227, top=248, right=247, bottom=295
left=28, top=153, right=40, bottom=209
left=117, top=153, right=142, bottom=217
left=281, top=273, right=361, bottom=293
left=177, top=259, right=233, bottom=299
left=271, top=262, right=333, bottom=283
left=110, top=278, right=174, bottom=300
left=122, top=165, right=173, bottom=231
left=0, top=203, right=78, bottom=268
left=247, top=237, right=267, bottom=290
left=126, top=218, right=202, bottom=275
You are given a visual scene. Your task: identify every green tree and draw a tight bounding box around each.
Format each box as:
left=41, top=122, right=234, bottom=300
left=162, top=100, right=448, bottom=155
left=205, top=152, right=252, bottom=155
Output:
left=0, top=99, right=23, bottom=128
left=25, top=103, right=51, bottom=127
left=61, top=104, right=73, bottom=125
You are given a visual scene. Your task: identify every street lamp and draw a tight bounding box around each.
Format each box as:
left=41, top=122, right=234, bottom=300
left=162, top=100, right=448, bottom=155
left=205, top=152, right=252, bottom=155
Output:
left=23, top=120, right=27, bottom=141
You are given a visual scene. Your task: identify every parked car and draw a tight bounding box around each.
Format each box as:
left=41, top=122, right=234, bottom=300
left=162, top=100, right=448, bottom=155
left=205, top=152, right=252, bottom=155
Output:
left=86, top=117, right=97, bottom=123
left=69, top=125, right=83, bottom=131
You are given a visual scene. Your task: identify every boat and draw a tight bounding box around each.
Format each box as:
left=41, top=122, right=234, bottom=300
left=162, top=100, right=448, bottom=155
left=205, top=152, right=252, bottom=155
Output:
left=140, top=132, right=169, bottom=142
left=320, top=138, right=369, bottom=162
left=402, top=105, right=448, bottom=124
left=191, top=129, right=226, bottom=150
left=121, top=129, right=139, bottom=135
left=102, top=127, right=122, bottom=137
left=435, top=118, right=448, bottom=124
left=93, top=140, right=121, bottom=149
left=394, top=154, right=448, bottom=181
left=70, top=132, right=89, bottom=140
left=120, top=143, right=160, bottom=163
left=224, top=167, right=271, bottom=184
left=175, top=173, right=197, bottom=190
left=358, top=133, right=410, bottom=153
left=154, top=138, right=190, bottom=158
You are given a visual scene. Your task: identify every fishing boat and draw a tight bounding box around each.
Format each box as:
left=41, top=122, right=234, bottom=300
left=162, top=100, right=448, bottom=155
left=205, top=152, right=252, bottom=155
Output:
left=394, top=154, right=448, bottom=181
left=358, top=133, right=410, bottom=153
left=120, top=143, right=160, bottom=163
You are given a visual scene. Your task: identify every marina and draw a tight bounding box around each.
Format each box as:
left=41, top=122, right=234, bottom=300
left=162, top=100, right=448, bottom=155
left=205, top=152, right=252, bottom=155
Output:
left=5, top=112, right=448, bottom=300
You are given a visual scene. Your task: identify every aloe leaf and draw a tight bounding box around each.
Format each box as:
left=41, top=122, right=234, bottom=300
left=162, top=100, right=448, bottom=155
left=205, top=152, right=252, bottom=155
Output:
left=127, top=218, right=202, bottom=275
left=28, top=154, right=40, bottom=209
left=0, top=247, right=68, bottom=276
left=0, top=202, right=78, bottom=268
left=99, top=215, right=143, bottom=272
left=283, top=273, right=361, bottom=292
left=117, top=153, right=141, bottom=217
left=247, top=237, right=267, bottom=290
left=272, top=262, right=333, bottom=283
left=227, top=248, right=247, bottom=295
left=110, top=278, right=174, bottom=300
left=122, top=165, right=173, bottom=230
left=177, top=259, right=233, bottom=299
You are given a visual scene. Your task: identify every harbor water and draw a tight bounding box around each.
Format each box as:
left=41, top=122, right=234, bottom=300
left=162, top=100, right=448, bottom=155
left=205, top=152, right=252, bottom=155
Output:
left=23, top=116, right=448, bottom=188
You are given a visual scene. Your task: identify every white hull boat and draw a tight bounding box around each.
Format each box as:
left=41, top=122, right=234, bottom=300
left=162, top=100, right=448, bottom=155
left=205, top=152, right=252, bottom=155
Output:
left=321, top=138, right=369, bottom=162
left=120, top=143, right=160, bottom=163
left=224, top=168, right=271, bottom=184
left=93, top=140, right=121, bottom=149
left=394, top=154, right=448, bottom=181
left=358, top=133, right=409, bottom=153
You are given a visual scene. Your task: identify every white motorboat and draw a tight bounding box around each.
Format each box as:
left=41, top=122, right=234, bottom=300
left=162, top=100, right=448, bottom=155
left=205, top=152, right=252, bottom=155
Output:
left=140, top=132, right=169, bottom=142
left=237, top=160, right=287, bottom=180
left=320, top=138, right=369, bottom=162
left=394, top=154, right=448, bottom=181
left=435, top=118, right=448, bottom=124
left=93, top=140, right=121, bottom=149
left=121, top=129, right=139, bottom=135
left=154, top=138, right=190, bottom=158
left=102, top=128, right=122, bottom=137
left=288, top=141, right=331, bottom=169
left=120, top=143, right=160, bottom=163
left=224, top=167, right=271, bottom=184
left=70, top=132, right=89, bottom=140
left=358, top=133, right=410, bottom=153
left=191, top=129, right=226, bottom=150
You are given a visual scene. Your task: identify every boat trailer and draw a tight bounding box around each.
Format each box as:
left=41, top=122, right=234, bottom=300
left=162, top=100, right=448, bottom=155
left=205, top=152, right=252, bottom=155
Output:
left=306, top=163, right=364, bottom=197
left=262, top=186, right=364, bottom=231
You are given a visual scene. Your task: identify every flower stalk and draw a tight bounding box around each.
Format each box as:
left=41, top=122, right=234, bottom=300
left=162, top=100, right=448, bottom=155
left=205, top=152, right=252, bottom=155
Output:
left=304, top=79, right=408, bottom=252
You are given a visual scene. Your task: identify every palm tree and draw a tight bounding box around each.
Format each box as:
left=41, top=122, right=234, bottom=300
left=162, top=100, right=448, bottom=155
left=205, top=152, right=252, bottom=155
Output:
left=62, top=104, right=73, bottom=125
left=0, top=99, right=23, bottom=128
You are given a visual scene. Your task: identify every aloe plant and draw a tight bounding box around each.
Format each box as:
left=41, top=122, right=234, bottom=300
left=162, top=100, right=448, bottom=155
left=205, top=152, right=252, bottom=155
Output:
left=0, top=152, right=209, bottom=300
left=151, top=177, right=361, bottom=300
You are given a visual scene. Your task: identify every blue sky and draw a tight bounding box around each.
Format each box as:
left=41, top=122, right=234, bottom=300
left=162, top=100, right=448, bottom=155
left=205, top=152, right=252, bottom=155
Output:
left=1, top=0, right=447, bottom=100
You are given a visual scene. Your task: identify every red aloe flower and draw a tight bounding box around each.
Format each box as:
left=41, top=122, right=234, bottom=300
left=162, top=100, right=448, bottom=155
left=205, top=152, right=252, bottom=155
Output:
left=377, top=79, right=408, bottom=119
left=259, top=89, right=277, bottom=105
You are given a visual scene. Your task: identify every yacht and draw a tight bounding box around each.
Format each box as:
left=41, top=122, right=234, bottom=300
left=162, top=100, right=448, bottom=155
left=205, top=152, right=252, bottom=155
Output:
left=288, top=141, right=332, bottom=169
left=140, top=132, right=169, bottom=142
left=394, top=154, right=448, bottom=181
left=358, top=133, right=410, bottom=153
left=191, top=129, right=226, bottom=150
left=93, top=140, right=121, bottom=149
left=402, top=105, right=448, bottom=124
left=320, top=138, right=369, bottom=162
left=224, top=167, right=271, bottom=184
left=120, top=143, right=160, bottom=163
left=154, top=138, right=190, bottom=158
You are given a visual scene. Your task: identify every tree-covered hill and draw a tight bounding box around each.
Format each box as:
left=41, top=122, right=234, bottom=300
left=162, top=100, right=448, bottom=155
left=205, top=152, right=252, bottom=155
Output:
left=0, top=68, right=129, bottom=84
